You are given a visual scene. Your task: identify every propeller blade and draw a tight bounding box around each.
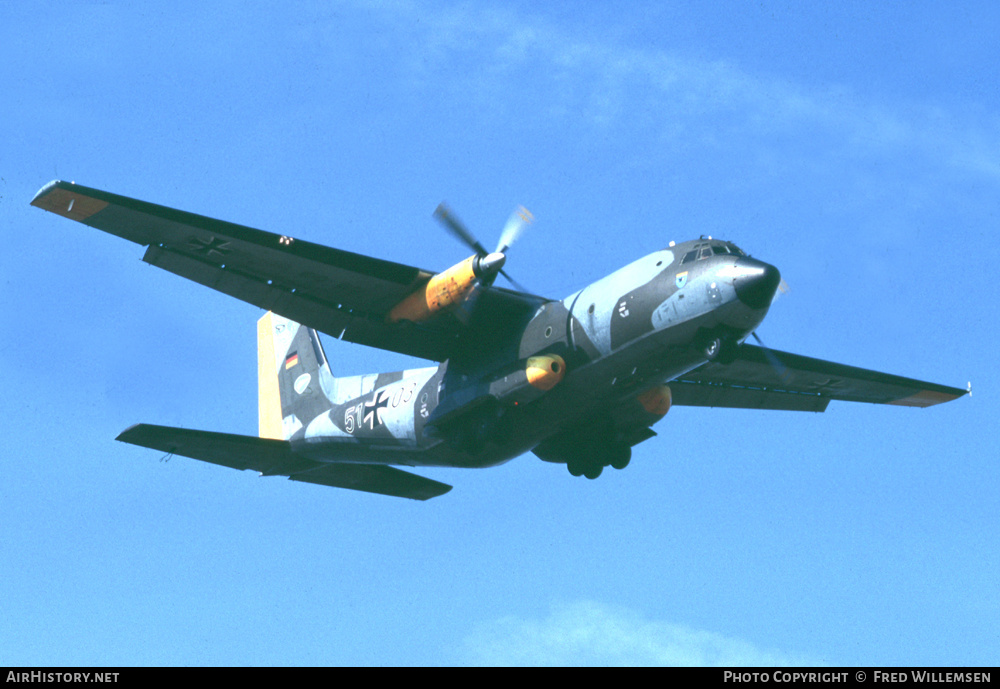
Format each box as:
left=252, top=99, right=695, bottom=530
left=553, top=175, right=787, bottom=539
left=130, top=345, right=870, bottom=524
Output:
left=751, top=331, right=792, bottom=384
left=772, top=278, right=790, bottom=302
left=496, top=205, right=533, bottom=254
left=433, top=203, right=489, bottom=257
left=453, top=282, right=483, bottom=324
left=498, top=268, right=530, bottom=293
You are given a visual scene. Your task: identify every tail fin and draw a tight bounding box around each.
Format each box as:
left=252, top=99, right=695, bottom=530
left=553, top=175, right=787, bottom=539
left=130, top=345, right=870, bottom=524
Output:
left=257, top=312, right=334, bottom=440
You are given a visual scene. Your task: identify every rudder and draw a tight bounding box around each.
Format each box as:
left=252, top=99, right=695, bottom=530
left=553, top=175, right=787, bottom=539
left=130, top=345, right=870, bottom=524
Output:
left=257, top=311, right=334, bottom=440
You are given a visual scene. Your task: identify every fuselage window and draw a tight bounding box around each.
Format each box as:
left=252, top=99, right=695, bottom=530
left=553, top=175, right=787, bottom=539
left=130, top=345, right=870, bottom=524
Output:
left=681, top=250, right=698, bottom=264
left=699, top=246, right=713, bottom=259
left=712, top=244, right=729, bottom=255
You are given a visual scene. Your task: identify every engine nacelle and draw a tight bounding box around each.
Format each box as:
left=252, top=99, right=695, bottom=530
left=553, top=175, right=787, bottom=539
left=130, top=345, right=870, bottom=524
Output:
left=387, top=253, right=506, bottom=323
left=636, top=384, right=672, bottom=416
left=525, top=354, right=566, bottom=391
left=425, top=353, right=567, bottom=443
left=487, top=353, right=566, bottom=406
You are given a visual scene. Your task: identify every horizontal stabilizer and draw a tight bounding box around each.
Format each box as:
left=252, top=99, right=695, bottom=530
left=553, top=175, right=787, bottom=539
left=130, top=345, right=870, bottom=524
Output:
left=117, top=423, right=452, bottom=500
left=288, top=464, right=452, bottom=501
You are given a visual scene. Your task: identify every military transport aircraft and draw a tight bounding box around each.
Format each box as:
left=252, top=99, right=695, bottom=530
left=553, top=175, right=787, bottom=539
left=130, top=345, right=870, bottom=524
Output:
left=32, top=181, right=968, bottom=500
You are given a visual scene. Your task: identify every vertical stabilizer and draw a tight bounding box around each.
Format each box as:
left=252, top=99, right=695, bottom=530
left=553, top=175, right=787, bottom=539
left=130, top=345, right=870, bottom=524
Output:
left=258, top=312, right=284, bottom=439
left=257, top=312, right=334, bottom=440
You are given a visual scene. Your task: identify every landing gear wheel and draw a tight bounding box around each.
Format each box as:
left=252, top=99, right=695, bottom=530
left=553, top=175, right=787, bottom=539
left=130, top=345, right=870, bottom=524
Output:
left=567, top=459, right=584, bottom=477
left=609, top=445, right=631, bottom=470
left=717, top=339, right=739, bottom=365
left=702, top=336, right=722, bottom=361
left=582, top=463, right=603, bottom=480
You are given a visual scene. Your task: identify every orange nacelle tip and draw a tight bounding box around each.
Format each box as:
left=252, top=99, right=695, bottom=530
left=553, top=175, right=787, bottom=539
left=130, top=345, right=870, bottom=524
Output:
left=637, top=385, right=672, bottom=416
left=526, top=354, right=566, bottom=391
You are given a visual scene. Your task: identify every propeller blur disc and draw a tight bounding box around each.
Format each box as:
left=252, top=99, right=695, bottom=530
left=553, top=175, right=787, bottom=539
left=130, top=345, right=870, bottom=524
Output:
left=496, top=205, right=533, bottom=254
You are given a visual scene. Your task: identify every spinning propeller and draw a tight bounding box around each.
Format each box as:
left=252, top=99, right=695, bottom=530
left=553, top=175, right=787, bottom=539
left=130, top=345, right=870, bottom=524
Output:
left=433, top=203, right=533, bottom=293
left=748, top=278, right=791, bottom=382
left=750, top=330, right=791, bottom=383
left=386, top=203, right=535, bottom=324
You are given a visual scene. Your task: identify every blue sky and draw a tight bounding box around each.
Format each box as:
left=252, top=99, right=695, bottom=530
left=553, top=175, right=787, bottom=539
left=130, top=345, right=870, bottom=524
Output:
left=2, top=1, right=997, bottom=666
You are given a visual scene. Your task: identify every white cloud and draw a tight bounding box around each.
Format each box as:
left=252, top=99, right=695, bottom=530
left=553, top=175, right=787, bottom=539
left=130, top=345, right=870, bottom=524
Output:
left=461, top=601, right=820, bottom=666
left=371, top=2, right=1000, bottom=184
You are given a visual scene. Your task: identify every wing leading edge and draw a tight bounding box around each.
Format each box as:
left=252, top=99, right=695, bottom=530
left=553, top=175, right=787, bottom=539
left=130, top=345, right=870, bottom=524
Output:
left=31, top=180, right=544, bottom=361
left=671, top=344, right=968, bottom=412
left=117, top=424, right=453, bottom=500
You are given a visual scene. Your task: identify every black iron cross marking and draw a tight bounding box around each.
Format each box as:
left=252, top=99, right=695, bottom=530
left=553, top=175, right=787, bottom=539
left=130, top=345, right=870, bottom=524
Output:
left=188, top=236, right=232, bottom=258
left=363, top=390, right=390, bottom=430
left=808, top=378, right=846, bottom=395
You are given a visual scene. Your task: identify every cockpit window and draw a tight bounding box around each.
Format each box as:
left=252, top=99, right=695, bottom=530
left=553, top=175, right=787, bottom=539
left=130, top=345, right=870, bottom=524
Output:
left=684, top=242, right=740, bottom=263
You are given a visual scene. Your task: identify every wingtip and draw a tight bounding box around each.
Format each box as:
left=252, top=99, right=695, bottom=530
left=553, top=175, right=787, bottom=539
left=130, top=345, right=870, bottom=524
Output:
left=886, top=389, right=968, bottom=408
left=31, top=179, right=64, bottom=206
left=30, top=180, right=109, bottom=220
left=116, top=423, right=147, bottom=442
left=411, top=483, right=453, bottom=501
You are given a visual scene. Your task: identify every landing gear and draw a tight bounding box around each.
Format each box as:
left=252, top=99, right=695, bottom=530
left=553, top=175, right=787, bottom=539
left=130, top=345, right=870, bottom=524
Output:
left=567, top=457, right=602, bottom=479
left=696, top=332, right=738, bottom=364
left=565, top=444, right=631, bottom=479
left=608, top=444, right=631, bottom=470
left=702, top=336, right=722, bottom=360
left=536, top=424, right=638, bottom=481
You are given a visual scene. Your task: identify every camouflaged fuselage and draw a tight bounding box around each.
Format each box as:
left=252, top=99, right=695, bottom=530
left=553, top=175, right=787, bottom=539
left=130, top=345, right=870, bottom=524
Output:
left=285, top=239, right=774, bottom=468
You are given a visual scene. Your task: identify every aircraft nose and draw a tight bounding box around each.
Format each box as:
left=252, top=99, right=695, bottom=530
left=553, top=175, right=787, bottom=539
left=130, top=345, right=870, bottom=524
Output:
left=733, top=259, right=781, bottom=309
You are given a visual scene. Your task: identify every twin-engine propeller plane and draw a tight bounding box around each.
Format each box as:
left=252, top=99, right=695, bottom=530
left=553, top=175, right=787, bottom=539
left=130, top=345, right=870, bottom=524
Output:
left=32, top=181, right=968, bottom=500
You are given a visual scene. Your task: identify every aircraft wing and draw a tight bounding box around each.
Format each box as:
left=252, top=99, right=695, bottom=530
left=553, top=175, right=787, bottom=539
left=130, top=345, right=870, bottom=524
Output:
left=32, top=180, right=539, bottom=361
left=117, top=424, right=453, bottom=500
left=670, top=344, right=968, bottom=412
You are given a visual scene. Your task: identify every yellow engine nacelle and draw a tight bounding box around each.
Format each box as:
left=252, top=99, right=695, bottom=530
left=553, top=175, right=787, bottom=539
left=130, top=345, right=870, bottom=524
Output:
left=387, top=256, right=478, bottom=323
left=487, top=353, right=567, bottom=407
left=526, top=354, right=566, bottom=391
left=387, top=252, right=507, bottom=324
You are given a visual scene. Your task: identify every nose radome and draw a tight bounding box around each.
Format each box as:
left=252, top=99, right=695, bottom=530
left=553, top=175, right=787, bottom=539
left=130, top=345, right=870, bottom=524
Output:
left=733, top=259, right=781, bottom=309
